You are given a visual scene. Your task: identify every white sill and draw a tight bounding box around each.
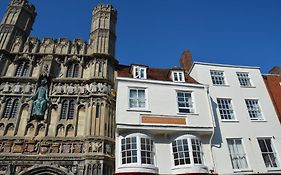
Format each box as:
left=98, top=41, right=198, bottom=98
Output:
left=177, top=113, right=199, bottom=116
left=212, top=84, right=230, bottom=87
left=250, top=120, right=267, bottom=122
left=221, top=120, right=239, bottom=123
left=127, top=109, right=151, bottom=113
left=233, top=169, right=253, bottom=173
left=240, top=86, right=256, bottom=88
left=267, top=168, right=281, bottom=172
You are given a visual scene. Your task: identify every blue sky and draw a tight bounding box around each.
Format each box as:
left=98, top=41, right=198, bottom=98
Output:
left=1, top=0, right=280, bottom=73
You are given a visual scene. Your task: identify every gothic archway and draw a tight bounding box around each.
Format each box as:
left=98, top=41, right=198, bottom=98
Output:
left=19, top=165, right=73, bottom=175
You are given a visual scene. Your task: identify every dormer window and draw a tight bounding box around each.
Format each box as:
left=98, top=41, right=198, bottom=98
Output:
left=172, top=71, right=185, bottom=82
left=133, top=66, right=147, bottom=79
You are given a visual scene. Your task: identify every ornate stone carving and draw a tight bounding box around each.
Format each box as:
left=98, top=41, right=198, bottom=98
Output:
left=13, top=82, right=22, bottom=93
left=1, top=82, right=11, bottom=93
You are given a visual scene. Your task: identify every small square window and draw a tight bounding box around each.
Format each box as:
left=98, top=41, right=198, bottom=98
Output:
left=237, top=72, right=252, bottom=87
left=210, top=70, right=226, bottom=85
left=133, top=66, right=147, bottom=79
left=172, top=71, right=185, bottom=82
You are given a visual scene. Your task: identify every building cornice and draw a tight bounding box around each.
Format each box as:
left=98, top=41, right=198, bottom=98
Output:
left=116, top=77, right=207, bottom=89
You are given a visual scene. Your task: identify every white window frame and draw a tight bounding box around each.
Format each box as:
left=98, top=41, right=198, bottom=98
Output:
left=172, top=71, right=185, bottom=82
left=133, top=66, right=147, bottom=79
left=237, top=72, right=253, bottom=87
left=176, top=91, right=194, bottom=114
left=210, top=70, right=226, bottom=85
left=128, top=88, right=147, bottom=110
left=119, top=133, right=155, bottom=167
left=245, top=99, right=263, bottom=121
left=171, top=135, right=204, bottom=168
left=217, top=98, right=235, bottom=120
left=257, top=137, right=280, bottom=168
left=226, top=138, right=249, bottom=171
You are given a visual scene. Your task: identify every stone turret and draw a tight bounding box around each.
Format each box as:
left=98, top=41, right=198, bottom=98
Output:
left=88, top=4, right=117, bottom=57
left=0, top=0, right=36, bottom=51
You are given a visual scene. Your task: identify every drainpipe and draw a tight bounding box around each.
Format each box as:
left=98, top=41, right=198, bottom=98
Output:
left=206, top=85, right=217, bottom=173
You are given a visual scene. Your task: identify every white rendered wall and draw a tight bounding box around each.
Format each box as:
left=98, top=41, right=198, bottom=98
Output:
left=115, top=77, right=215, bottom=174
left=190, top=63, right=281, bottom=174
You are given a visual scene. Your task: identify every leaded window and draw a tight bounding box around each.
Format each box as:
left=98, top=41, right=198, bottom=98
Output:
left=15, top=62, right=30, bottom=77
left=2, top=98, right=19, bottom=119
left=60, top=99, right=75, bottom=120
left=66, top=63, right=79, bottom=78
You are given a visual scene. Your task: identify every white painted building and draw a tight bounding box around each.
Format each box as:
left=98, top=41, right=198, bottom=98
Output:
left=189, top=62, right=281, bottom=174
left=114, top=62, right=216, bottom=175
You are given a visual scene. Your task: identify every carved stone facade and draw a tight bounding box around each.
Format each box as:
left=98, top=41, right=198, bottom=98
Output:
left=0, top=0, right=117, bottom=175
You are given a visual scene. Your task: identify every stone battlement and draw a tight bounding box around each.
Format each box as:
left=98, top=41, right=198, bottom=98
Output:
left=93, top=4, right=117, bottom=15
left=10, top=36, right=100, bottom=56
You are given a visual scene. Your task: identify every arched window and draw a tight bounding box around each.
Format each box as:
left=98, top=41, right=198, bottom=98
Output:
left=60, top=99, right=75, bottom=120
left=172, top=135, right=204, bottom=166
left=120, top=133, right=155, bottom=165
left=15, top=61, right=30, bottom=77
left=66, top=63, right=79, bottom=78
left=2, top=98, right=19, bottom=119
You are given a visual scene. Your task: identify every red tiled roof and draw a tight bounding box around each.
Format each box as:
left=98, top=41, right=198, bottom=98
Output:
left=117, top=64, right=199, bottom=84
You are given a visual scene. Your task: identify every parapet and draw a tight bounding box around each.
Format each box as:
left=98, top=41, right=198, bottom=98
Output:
left=93, top=4, right=117, bottom=15
left=9, top=36, right=97, bottom=56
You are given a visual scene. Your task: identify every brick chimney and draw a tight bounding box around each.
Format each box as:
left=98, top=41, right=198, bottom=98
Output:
left=179, top=50, right=193, bottom=71
left=269, top=66, right=281, bottom=75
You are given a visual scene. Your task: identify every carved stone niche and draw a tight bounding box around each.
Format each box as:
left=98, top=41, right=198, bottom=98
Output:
left=11, top=36, right=23, bottom=53
left=71, top=39, right=85, bottom=55
left=39, top=142, right=50, bottom=154
left=3, top=142, right=12, bottom=153
left=23, top=140, right=37, bottom=154
left=12, top=140, right=24, bottom=153
left=23, top=37, right=39, bottom=53
left=50, top=142, right=60, bottom=153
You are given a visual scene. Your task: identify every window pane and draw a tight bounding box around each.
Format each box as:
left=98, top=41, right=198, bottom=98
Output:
left=258, top=138, right=279, bottom=168
left=227, top=139, right=248, bottom=170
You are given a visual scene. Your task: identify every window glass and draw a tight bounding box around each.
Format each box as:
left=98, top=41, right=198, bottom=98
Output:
left=172, top=136, right=203, bottom=166
left=227, top=139, right=248, bottom=170
left=258, top=138, right=279, bottom=168
left=245, top=99, right=263, bottom=120
left=217, top=98, right=235, bottom=120
left=237, top=72, right=252, bottom=87
left=177, top=92, right=193, bottom=113
left=121, top=135, right=154, bottom=165
left=129, top=89, right=146, bottom=109
left=210, top=70, right=225, bottom=85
